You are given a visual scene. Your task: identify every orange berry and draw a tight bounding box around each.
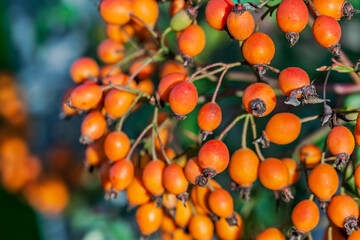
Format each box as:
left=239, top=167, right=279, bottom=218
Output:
left=136, top=201, right=163, bottom=236
left=109, top=159, right=134, bottom=191
left=256, top=228, right=285, bottom=240
left=292, top=200, right=320, bottom=232
left=229, top=148, right=259, bottom=186
left=355, top=165, right=360, bottom=190
left=282, top=158, right=300, bottom=185
left=312, top=15, right=341, bottom=48
left=160, top=60, right=188, bottom=79
left=69, top=83, right=103, bottom=110
left=349, top=229, right=360, bottom=240
left=80, top=111, right=107, bottom=144
left=300, top=144, right=322, bottom=167
left=174, top=200, right=192, bottom=227
left=104, top=131, right=131, bottom=162
left=131, top=0, right=159, bottom=27
left=97, top=39, right=124, bottom=64
left=242, top=83, right=276, bottom=117
left=189, top=214, right=214, bottom=240
left=227, top=6, right=255, bottom=40
left=308, top=163, right=339, bottom=201
left=161, top=213, right=176, bottom=233
left=276, top=0, right=309, bottom=46
left=99, top=0, right=131, bottom=25
left=169, top=0, right=187, bottom=17
left=178, top=25, right=206, bottom=57
left=327, top=195, right=359, bottom=232
left=264, top=113, right=301, bottom=145
left=142, top=160, right=166, bottom=196
left=208, top=188, right=233, bottom=219
left=157, top=73, right=188, bottom=102
left=327, top=125, right=355, bottom=157
left=129, top=60, right=154, bottom=79
left=100, top=162, right=112, bottom=192
left=259, top=158, right=289, bottom=191
left=324, top=224, right=347, bottom=240
left=196, top=179, right=221, bottom=214
left=198, top=139, right=229, bottom=178
left=215, top=212, right=244, bottom=240
left=312, top=0, right=345, bottom=20
left=197, top=102, right=222, bottom=133
left=205, top=0, right=235, bottom=31
left=163, top=164, right=188, bottom=196
left=169, top=81, right=198, bottom=118
left=138, top=79, right=154, bottom=95
left=278, top=67, right=310, bottom=97
left=242, top=32, right=275, bottom=65
left=356, top=113, right=360, bottom=131
left=163, top=192, right=178, bottom=211
left=70, top=57, right=99, bottom=83
left=106, top=24, right=134, bottom=43
left=102, top=73, right=129, bottom=86
left=99, top=65, right=121, bottom=78
left=126, top=174, right=151, bottom=206
left=61, top=87, right=78, bottom=117
left=104, top=89, right=135, bottom=119
left=184, top=157, right=207, bottom=186
left=85, top=138, right=106, bottom=166
left=355, top=127, right=360, bottom=147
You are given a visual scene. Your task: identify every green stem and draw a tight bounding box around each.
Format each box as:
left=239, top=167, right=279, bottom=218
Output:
left=151, top=107, right=159, bottom=161
left=106, top=84, right=151, bottom=99
left=242, top=115, right=250, bottom=149
left=218, top=114, right=247, bottom=141
left=160, top=27, right=172, bottom=53
left=126, top=123, right=154, bottom=161
left=211, top=67, right=228, bottom=103
left=130, top=13, right=158, bottom=39
left=105, top=50, right=145, bottom=78
left=249, top=115, right=265, bottom=162
left=188, top=62, right=243, bottom=82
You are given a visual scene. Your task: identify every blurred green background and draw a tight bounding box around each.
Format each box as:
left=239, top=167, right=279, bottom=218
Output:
left=0, top=0, right=360, bottom=239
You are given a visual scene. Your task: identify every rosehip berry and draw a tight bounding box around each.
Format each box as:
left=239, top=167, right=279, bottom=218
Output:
left=291, top=200, right=320, bottom=233
left=205, top=0, right=234, bottom=31
left=136, top=201, right=163, bottom=236
left=109, top=159, right=134, bottom=191
left=161, top=213, right=176, bottom=233
left=227, top=5, right=255, bottom=40
left=262, top=113, right=301, bottom=146
left=312, top=15, right=342, bottom=57
left=278, top=67, right=310, bottom=97
left=242, top=32, right=275, bottom=69
left=327, top=126, right=355, bottom=169
left=70, top=57, right=99, bottom=83
left=282, top=158, right=300, bottom=185
left=163, top=164, right=188, bottom=200
left=102, top=73, right=129, bottom=86
left=131, top=0, right=159, bottom=27
left=300, top=144, right=322, bottom=167
left=184, top=157, right=207, bottom=187
left=198, top=139, right=229, bottom=178
left=104, top=131, right=131, bottom=162
left=154, top=126, right=169, bottom=150
left=169, top=0, right=188, bottom=17
left=97, top=39, right=124, bottom=64
left=312, top=0, right=357, bottom=20
left=256, top=228, right=285, bottom=240
left=126, top=174, right=151, bottom=206
left=99, top=0, right=131, bottom=25
left=99, top=65, right=121, bottom=78
left=276, top=0, right=309, bottom=47
left=69, top=83, right=102, bottom=110
left=196, top=179, right=221, bottom=214
left=160, top=60, right=189, bottom=79
left=163, top=192, right=177, bottom=212
left=189, top=214, right=214, bottom=240
left=129, top=60, right=154, bottom=80
left=80, top=111, right=107, bottom=144
left=242, top=83, right=276, bottom=117
left=229, top=148, right=259, bottom=199
left=174, top=200, right=192, bottom=228
left=324, top=225, right=347, bottom=240
left=327, top=194, right=359, bottom=234
left=209, top=189, right=237, bottom=225
left=308, top=163, right=339, bottom=207
left=60, top=87, right=77, bottom=117
left=100, top=162, right=112, bottom=192
left=349, top=229, right=360, bottom=240
left=197, top=102, right=222, bottom=135
left=137, top=79, right=154, bottom=96
left=157, top=73, right=188, bottom=102
left=104, top=89, right=135, bottom=119
left=178, top=25, right=206, bottom=58
left=259, top=158, right=290, bottom=191
left=142, top=160, right=166, bottom=199
left=355, top=127, right=360, bottom=147
left=355, top=165, right=360, bottom=190
left=169, top=81, right=198, bottom=119
left=106, top=24, right=134, bottom=43
left=215, top=212, right=244, bottom=240
left=85, top=138, right=106, bottom=166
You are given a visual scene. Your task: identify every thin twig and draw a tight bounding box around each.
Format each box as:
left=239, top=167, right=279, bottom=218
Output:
left=126, top=123, right=154, bottom=161
left=211, top=68, right=228, bottom=103
left=255, top=4, right=280, bottom=32
left=249, top=115, right=265, bottom=161
left=151, top=107, right=159, bottom=161
left=154, top=124, right=172, bottom=165
left=218, top=114, right=247, bottom=141
left=300, top=115, right=320, bottom=123
left=130, top=13, right=158, bottom=39
left=106, top=84, right=151, bottom=99
left=120, top=25, right=140, bottom=50
left=116, top=95, right=142, bottom=132
left=242, top=115, right=250, bottom=149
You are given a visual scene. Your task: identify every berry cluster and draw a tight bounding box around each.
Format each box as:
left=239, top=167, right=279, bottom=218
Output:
left=61, top=0, right=360, bottom=239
